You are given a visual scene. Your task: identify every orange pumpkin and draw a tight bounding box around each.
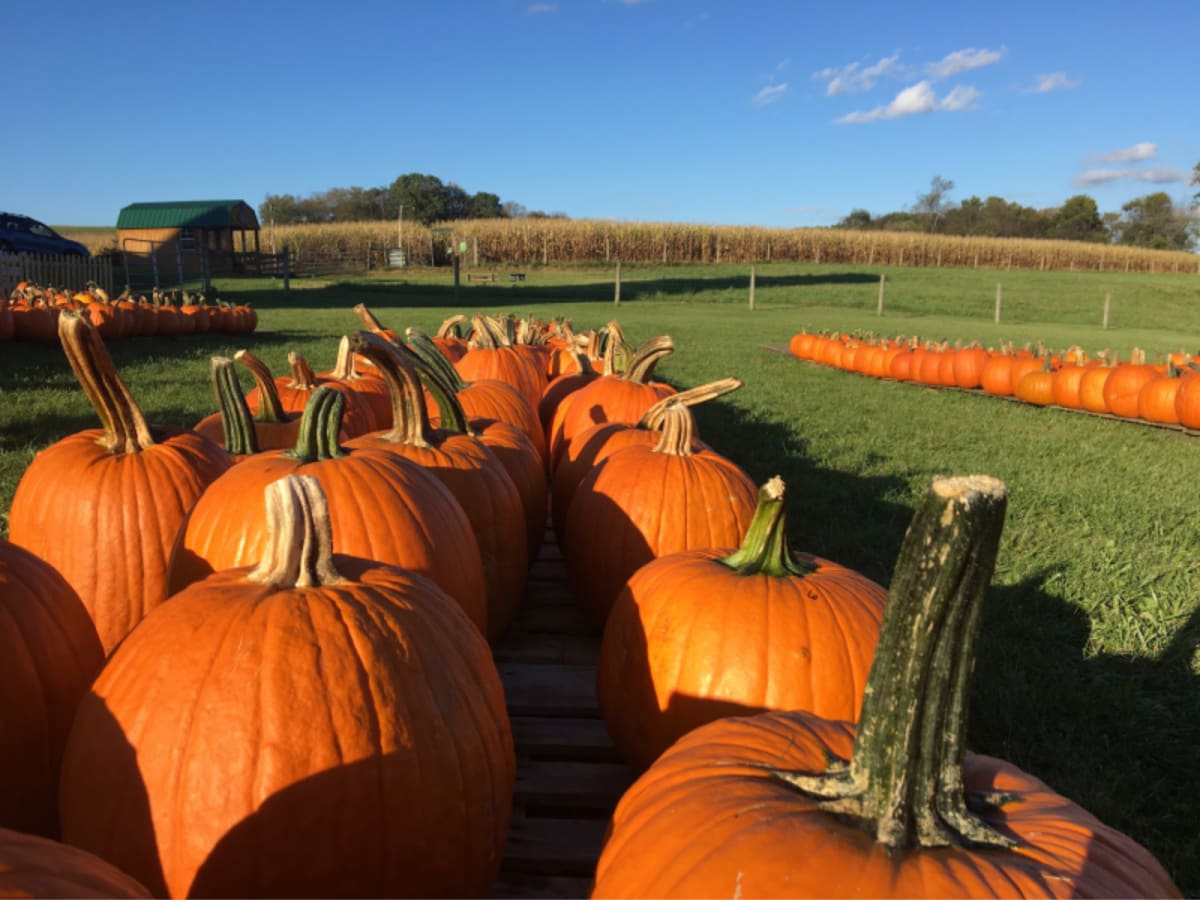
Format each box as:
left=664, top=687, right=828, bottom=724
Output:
left=7, top=312, right=231, bottom=653
left=592, top=476, right=1181, bottom=899
left=597, top=477, right=887, bottom=770
left=61, top=475, right=515, bottom=899
left=0, top=827, right=151, bottom=898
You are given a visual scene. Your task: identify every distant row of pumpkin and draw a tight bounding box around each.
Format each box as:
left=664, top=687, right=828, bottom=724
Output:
left=789, top=330, right=1200, bottom=428
left=1, top=282, right=257, bottom=342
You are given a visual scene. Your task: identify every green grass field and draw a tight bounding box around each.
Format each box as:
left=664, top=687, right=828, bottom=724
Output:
left=2, top=261, right=1199, bottom=891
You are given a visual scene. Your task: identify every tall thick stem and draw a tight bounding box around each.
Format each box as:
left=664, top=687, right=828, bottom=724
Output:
left=638, top=377, right=742, bottom=430
left=345, top=331, right=437, bottom=447
left=287, top=387, right=346, bottom=463
left=719, top=477, right=817, bottom=578
left=651, top=403, right=697, bottom=458
left=210, top=356, right=259, bottom=456
left=58, top=310, right=156, bottom=453
left=233, top=350, right=289, bottom=423
left=623, top=335, right=674, bottom=383
left=247, top=475, right=344, bottom=588
left=774, top=475, right=1014, bottom=851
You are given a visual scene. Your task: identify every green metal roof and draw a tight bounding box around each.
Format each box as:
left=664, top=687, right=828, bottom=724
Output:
left=116, top=200, right=258, bottom=230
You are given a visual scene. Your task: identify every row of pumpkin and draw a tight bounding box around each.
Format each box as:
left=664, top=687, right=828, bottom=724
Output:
left=789, top=330, right=1200, bottom=428
left=1, top=282, right=258, bottom=342
left=0, top=306, right=1182, bottom=897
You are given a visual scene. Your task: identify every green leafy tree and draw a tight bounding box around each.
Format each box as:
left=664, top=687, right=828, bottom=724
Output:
left=1048, top=195, right=1109, bottom=243
left=1114, top=192, right=1195, bottom=250
left=387, top=173, right=448, bottom=226
left=1192, top=161, right=1199, bottom=205
left=470, top=192, right=505, bottom=219
left=836, top=209, right=873, bottom=229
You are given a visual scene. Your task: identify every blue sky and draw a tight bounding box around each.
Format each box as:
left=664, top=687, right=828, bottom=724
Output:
left=7, top=0, right=1197, bottom=228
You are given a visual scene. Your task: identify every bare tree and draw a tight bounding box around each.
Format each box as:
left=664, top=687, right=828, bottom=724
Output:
left=914, top=176, right=955, bottom=233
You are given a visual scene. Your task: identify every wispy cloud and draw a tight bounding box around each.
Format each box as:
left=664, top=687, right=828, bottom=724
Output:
left=752, top=83, right=789, bottom=108
left=526, top=2, right=556, bottom=12
left=812, top=53, right=904, bottom=96
left=926, top=47, right=1006, bottom=79
left=1075, top=164, right=1189, bottom=187
left=836, top=80, right=979, bottom=123
left=1090, top=142, right=1158, bottom=164
left=1024, top=71, right=1080, bottom=93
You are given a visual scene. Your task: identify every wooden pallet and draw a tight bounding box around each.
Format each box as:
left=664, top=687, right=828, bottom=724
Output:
left=491, top=526, right=634, bottom=898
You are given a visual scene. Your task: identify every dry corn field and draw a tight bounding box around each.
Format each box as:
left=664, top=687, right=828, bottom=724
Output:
left=68, top=220, right=1199, bottom=275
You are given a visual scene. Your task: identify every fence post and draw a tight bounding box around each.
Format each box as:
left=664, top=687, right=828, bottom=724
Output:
left=994, top=283, right=1002, bottom=323
left=748, top=265, right=756, bottom=310
left=1102, top=292, right=1111, bottom=329
left=614, top=261, right=621, bottom=305
left=473, top=237, right=478, bottom=268
left=282, top=247, right=290, bottom=292
left=877, top=273, right=885, bottom=316
left=366, top=240, right=371, bottom=273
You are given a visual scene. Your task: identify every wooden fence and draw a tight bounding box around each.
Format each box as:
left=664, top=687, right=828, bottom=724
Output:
left=0, top=252, right=115, bottom=296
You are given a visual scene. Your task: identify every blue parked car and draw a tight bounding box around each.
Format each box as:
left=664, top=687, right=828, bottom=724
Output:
left=0, top=212, right=89, bottom=256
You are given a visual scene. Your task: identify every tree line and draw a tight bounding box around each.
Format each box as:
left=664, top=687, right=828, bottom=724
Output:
left=839, top=173, right=1199, bottom=251
left=258, top=173, right=565, bottom=227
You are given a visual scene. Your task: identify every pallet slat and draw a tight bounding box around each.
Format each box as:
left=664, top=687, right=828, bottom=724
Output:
left=515, top=759, right=635, bottom=811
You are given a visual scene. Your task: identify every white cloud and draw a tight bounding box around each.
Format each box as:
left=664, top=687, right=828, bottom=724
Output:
left=1025, top=72, right=1080, bottom=93
left=1091, top=142, right=1158, bottom=164
left=812, top=53, right=903, bottom=96
left=927, top=47, right=1006, bottom=79
left=527, top=2, right=556, bottom=12
left=1075, top=164, right=1189, bottom=187
left=752, top=83, right=789, bottom=108
left=836, top=80, right=979, bottom=124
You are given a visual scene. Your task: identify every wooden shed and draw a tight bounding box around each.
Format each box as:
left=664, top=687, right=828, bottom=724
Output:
left=116, top=200, right=261, bottom=276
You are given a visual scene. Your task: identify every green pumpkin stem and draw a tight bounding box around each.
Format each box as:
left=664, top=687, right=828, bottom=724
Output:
left=407, top=328, right=470, bottom=391
left=247, top=475, right=344, bottom=589
left=623, top=335, right=674, bottom=383
left=345, top=331, right=436, bottom=447
left=233, top=350, right=289, bottom=424
left=210, top=356, right=259, bottom=456
left=638, top=377, right=743, bottom=431
left=773, top=475, right=1014, bottom=851
left=719, top=477, right=817, bottom=578
left=57, top=309, right=156, bottom=454
left=287, top=386, right=346, bottom=463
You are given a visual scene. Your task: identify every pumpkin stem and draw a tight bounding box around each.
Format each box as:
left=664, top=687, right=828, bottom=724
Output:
left=210, top=356, right=259, bottom=456
left=352, top=303, right=388, bottom=333
left=247, top=474, right=344, bottom=588
left=287, top=352, right=319, bottom=390
left=772, top=475, right=1015, bottom=851
left=57, top=309, right=156, bottom=453
left=407, top=328, right=469, bottom=390
left=234, top=350, right=290, bottom=423
left=470, top=314, right=500, bottom=349
left=345, top=331, right=437, bottom=448
left=719, top=477, right=818, bottom=578
left=623, top=335, right=674, bottom=383
left=328, top=335, right=361, bottom=380
left=638, top=377, right=742, bottom=430
left=651, top=402, right=697, bottom=458
left=437, top=314, right=468, bottom=339
left=287, top=386, right=346, bottom=463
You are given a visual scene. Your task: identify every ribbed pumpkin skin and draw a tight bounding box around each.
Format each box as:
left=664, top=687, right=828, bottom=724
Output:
left=952, top=346, right=991, bottom=389
left=0, top=541, right=104, bottom=838
left=553, top=378, right=675, bottom=465
left=168, top=451, right=489, bottom=635
left=1174, top=371, right=1200, bottom=428
left=564, top=446, right=757, bottom=629
left=1016, top=369, right=1055, bottom=406
left=59, top=559, right=515, bottom=899
left=592, top=711, right=1182, bottom=899
left=1104, top=364, right=1159, bottom=418
left=8, top=426, right=230, bottom=654
left=597, top=549, right=887, bottom=770
left=979, top=355, right=1017, bottom=395
left=456, top=346, right=544, bottom=413
left=0, top=827, right=151, bottom=898
left=1050, top=364, right=1089, bottom=409
left=440, top=378, right=547, bottom=470
left=1079, top=365, right=1114, bottom=413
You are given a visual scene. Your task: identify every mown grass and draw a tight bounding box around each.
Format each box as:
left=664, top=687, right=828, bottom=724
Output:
left=2, top=261, right=1198, bottom=891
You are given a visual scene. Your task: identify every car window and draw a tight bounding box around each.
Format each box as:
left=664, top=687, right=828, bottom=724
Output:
left=28, top=222, right=56, bottom=238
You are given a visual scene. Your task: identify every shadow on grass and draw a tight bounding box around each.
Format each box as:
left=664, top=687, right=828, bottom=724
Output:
left=972, top=574, right=1198, bottom=894
left=233, top=270, right=880, bottom=312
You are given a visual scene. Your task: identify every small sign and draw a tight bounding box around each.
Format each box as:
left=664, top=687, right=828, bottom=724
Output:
left=459, top=240, right=468, bottom=254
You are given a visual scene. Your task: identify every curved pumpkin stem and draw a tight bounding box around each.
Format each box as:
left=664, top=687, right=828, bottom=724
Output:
left=638, top=377, right=742, bottom=431
left=469, top=314, right=501, bottom=349
left=437, top=314, right=468, bottom=339
left=345, top=331, right=438, bottom=448
left=210, top=356, right=259, bottom=456
left=248, top=474, right=344, bottom=589
left=719, top=477, right=817, bottom=578
left=650, top=402, right=696, bottom=458
left=234, top=350, right=289, bottom=424
left=774, top=475, right=1014, bottom=851
left=58, top=309, right=156, bottom=453
left=287, top=386, right=346, bottom=463
left=287, top=352, right=319, bottom=390
left=352, top=303, right=388, bottom=333
left=407, top=328, right=470, bottom=391
left=622, top=335, right=674, bottom=384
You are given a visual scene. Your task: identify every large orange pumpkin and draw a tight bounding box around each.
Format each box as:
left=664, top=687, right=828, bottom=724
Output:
left=7, top=312, right=231, bottom=653
left=597, top=476, right=887, bottom=770
left=0, top=540, right=104, bottom=838
left=564, top=402, right=757, bottom=629
left=168, top=386, right=489, bottom=635
left=592, top=476, right=1181, bottom=899
left=61, top=475, right=515, bottom=899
